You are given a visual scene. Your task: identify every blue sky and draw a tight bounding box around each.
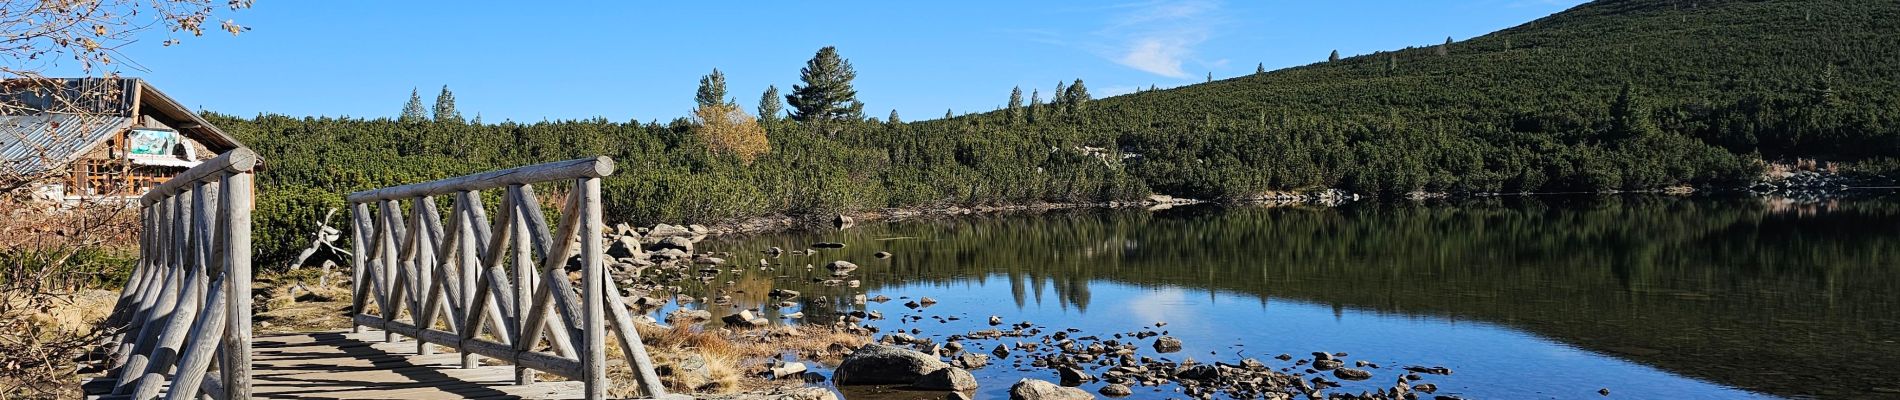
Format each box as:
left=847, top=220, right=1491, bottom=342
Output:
left=84, top=0, right=1586, bottom=123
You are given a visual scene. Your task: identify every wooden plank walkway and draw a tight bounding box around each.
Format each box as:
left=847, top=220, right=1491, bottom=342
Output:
left=89, top=329, right=584, bottom=399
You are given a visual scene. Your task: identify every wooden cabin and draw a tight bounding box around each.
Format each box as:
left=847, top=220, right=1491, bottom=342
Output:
left=1, top=78, right=245, bottom=201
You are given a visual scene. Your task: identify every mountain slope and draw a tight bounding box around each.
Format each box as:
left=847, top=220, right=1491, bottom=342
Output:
left=949, top=0, right=1898, bottom=197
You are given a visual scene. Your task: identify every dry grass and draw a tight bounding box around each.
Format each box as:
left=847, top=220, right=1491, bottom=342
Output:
left=613, top=322, right=869, bottom=397
left=0, top=289, right=119, bottom=398
left=252, top=268, right=354, bottom=333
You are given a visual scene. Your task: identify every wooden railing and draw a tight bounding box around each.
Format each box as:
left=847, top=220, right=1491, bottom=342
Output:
left=345, top=157, right=666, bottom=399
left=103, top=148, right=258, bottom=399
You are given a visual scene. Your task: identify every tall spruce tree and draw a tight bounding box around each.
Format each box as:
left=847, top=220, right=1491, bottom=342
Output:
left=1207, top=71, right=1213, bottom=82
left=1026, top=89, right=1041, bottom=124
left=1053, top=80, right=1069, bottom=113
left=1437, top=37, right=1452, bottom=56
left=888, top=109, right=902, bottom=124
left=697, top=68, right=729, bottom=107
left=1329, top=49, right=1340, bottom=62
left=1609, top=83, right=1654, bottom=139
left=758, top=85, right=783, bottom=121
left=1006, top=86, right=1024, bottom=124
left=1066, top=79, right=1090, bottom=113
left=400, top=88, right=427, bottom=122
left=786, top=46, right=865, bottom=122
left=1257, top=63, right=1266, bottom=74
left=433, top=85, right=461, bottom=123
left=944, top=109, right=953, bottom=119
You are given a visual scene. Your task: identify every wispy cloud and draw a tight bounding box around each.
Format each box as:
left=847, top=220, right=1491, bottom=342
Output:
left=1100, top=0, right=1225, bottom=79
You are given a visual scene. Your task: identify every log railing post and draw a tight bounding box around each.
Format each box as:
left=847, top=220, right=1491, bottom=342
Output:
left=99, top=148, right=259, bottom=400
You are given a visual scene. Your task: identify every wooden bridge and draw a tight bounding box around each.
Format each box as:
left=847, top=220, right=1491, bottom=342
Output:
left=86, top=151, right=673, bottom=400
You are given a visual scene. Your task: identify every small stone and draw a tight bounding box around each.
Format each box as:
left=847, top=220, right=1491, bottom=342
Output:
left=1098, top=383, right=1132, bottom=397
left=1057, top=367, right=1094, bottom=386
left=721, top=310, right=768, bottom=328
left=1152, top=336, right=1183, bottom=353
left=1600, top=388, right=1611, bottom=396
left=769, top=361, right=808, bottom=378
left=913, top=367, right=979, bottom=391
left=1009, top=379, right=1093, bottom=400
left=1333, top=367, right=1373, bottom=381
left=665, top=309, right=711, bottom=325
left=825, top=260, right=859, bottom=275
left=954, top=353, right=990, bottom=369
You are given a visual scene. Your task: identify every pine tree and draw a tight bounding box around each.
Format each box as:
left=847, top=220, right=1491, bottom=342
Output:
left=888, top=109, right=902, bottom=124
left=944, top=109, right=954, bottom=119
left=697, top=68, right=729, bottom=107
left=758, top=85, right=783, bottom=121
left=1026, top=89, right=1041, bottom=124
left=1437, top=37, right=1452, bottom=56
left=1387, top=55, right=1398, bottom=72
left=470, top=113, right=483, bottom=125
left=1609, top=82, right=1653, bottom=139
left=433, top=85, right=461, bottom=123
left=1329, top=50, right=1340, bottom=63
left=1257, top=63, right=1266, bottom=74
left=400, top=88, right=427, bottom=122
left=1006, top=86, right=1024, bottom=124
left=1053, top=80, right=1069, bottom=112
left=786, top=46, right=865, bottom=122
left=1065, top=79, right=1090, bottom=113
left=1207, top=71, right=1213, bottom=82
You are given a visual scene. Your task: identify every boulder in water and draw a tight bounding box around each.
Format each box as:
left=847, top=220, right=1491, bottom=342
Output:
left=833, top=343, right=949, bottom=385
left=1008, top=379, right=1093, bottom=400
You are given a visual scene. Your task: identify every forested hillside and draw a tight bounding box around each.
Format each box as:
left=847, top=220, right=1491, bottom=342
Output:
left=219, top=0, right=1900, bottom=262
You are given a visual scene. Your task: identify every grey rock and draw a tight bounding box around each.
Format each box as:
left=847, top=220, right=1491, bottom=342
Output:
left=1152, top=336, right=1183, bottom=353
left=825, top=260, right=859, bottom=275
left=1057, top=367, right=1094, bottom=386
left=833, top=343, right=949, bottom=385
left=649, top=236, right=694, bottom=253
left=722, top=310, right=768, bottom=328
left=647, top=224, right=693, bottom=238
left=913, top=367, right=979, bottom=391
left=1098, top=383, right=1132, bottom=397
left=1333, top=367, right=1372, bottom=381
left=665, top=309, right=711, bottom=325
left=1008, top=379, right=1094, bottom=400
left=953, top=353, right=990, bottom=369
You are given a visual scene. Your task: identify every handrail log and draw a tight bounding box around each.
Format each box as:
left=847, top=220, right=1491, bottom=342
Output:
left=346, top=157, right=616, bottom=203
left=140, top=148, right=259, bottom=206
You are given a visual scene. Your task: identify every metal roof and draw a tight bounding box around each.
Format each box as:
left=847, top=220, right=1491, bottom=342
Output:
left=0, top=114, right=135, bottom=175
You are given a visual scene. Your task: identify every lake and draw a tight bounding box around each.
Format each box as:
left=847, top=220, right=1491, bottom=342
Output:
left=649, top=193, right=1900, bottom=399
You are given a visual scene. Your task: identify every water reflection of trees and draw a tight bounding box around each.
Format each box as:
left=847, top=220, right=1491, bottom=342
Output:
left=706, top=194, right=1900, bottom=398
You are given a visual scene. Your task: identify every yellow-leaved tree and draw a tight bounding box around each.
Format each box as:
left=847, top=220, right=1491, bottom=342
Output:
left=690, top=69, right=768, bottom=163
left=692, top=103, right=769, bottom=164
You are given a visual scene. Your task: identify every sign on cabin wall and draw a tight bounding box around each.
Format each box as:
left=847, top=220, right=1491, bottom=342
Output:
left=128, top=128, right=179, bottom=156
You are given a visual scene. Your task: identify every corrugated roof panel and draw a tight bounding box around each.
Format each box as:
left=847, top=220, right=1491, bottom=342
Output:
left=0, top=114, right=134, bottom=175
